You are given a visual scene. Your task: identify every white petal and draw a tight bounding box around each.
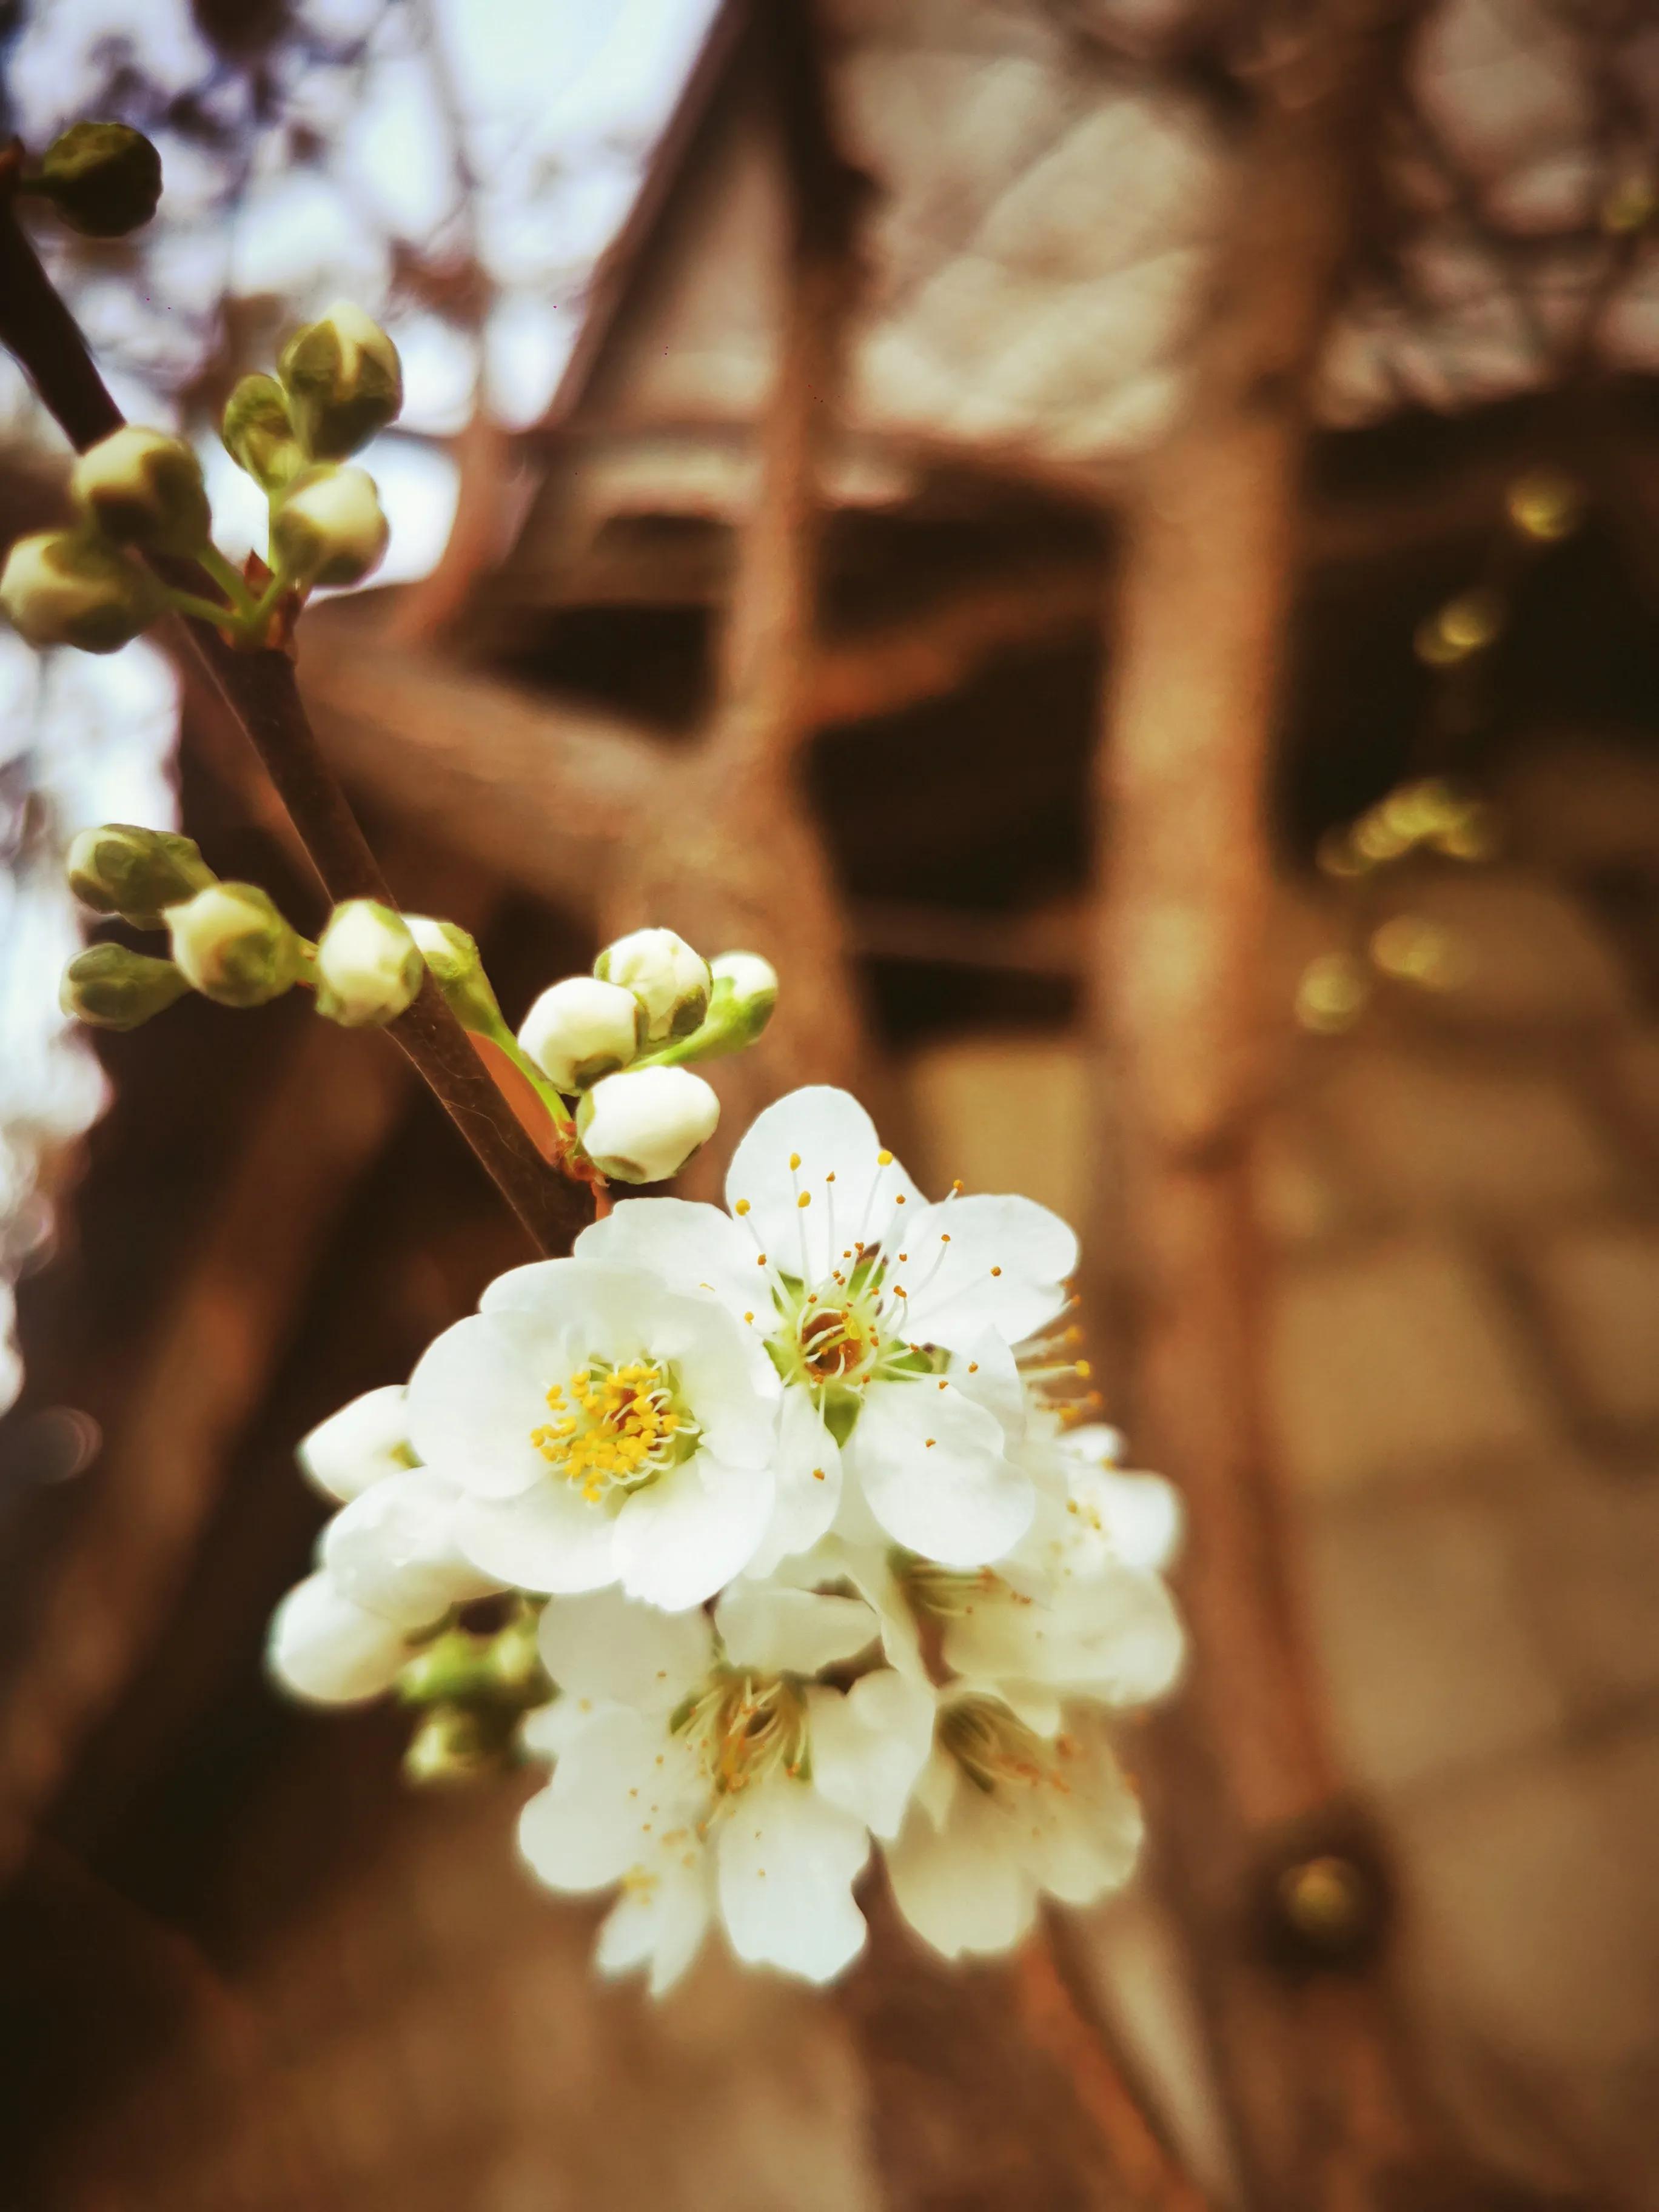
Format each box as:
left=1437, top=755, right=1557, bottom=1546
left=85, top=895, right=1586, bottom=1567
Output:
left=267, top=1571, right=407, bottom=1704
left=714, top=1582, right=877, bottom=1676
left=537, top=1586, right=714, bottom=1711
left=911, top=1741, right=961, bottom=1829
left=614, top=1453, right=775, bottom=1610
left=321, top=1467, right=503, bottom=1630
left=518, top=1708, right=702, bottom=1892
left=1076, top=1464, right=1185, bottom=1575
left=455, top=1478, right=618, bottom=1594
left=946, top=1333, right=1026, bottom=1451
left=773, top=1537, right=929, bottom=1684
left=1022, top=1736, right=1144, bottom=1906
left=744, top=1389, right=842, bottom=1578
left=899, top=1195, right=1078, bottom=1349
left=520, top=1697, right=598, bottom=1762
left=477, top=1257, right=660, bottom=1351
left=642, top=1290, right=779, bottom=1465
left=406, top=1309, right=572, bottom=1500
left=296, top=1383, right=411, bottom=1501
left=715, top=1775, right=869, bottom=1982
left=884, top=1789, right=1037, bottom=1960
left=725, top=1086, right=919, bottom=1283
left=595, top=1855, right=712, bottom=1996
left=576, top=1196, right=757, bottom=1318
left=943, top=1562, right=1183, bottom=1705
left=806, top=1670, right=936, bottom=1839
left=851, top=1376, right=1034, bottom=1567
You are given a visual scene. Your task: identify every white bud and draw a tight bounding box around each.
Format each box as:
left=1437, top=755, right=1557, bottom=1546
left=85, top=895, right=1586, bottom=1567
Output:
left=321, top=1468, right=501, bottom=1632
left=404, top=913, right=499, bottom=1031
left=166, top=881, right=302, bottom=1007
left=711, top=950, right=778, bottom=1015
left=297, top=1382, right=412, bottom=1503
left=0, top=529, right=163, bottom=652
left=270, top=463, right=389, bottom=588
left=267, top=1570, right=409, bottom=1704
left=278, top=301, right=403, bottom=460
left=518, top=974, right=643, bottom=1092
left=576, top=1064, right=720, bottom=1184
left=314, top=899, right=423, bottom=1027
left=70, top=424, right=210, bottom=551
left=594, top=927, right=711, bottom=1044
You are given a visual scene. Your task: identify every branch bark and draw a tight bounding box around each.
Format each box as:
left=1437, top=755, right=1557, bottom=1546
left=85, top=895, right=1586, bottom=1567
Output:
left=1090, top=5, right=1436, bottom=2206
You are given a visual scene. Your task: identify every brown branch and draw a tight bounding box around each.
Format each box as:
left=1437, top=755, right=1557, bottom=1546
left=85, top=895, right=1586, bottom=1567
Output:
left=0, top=164, right=587, bottom=1261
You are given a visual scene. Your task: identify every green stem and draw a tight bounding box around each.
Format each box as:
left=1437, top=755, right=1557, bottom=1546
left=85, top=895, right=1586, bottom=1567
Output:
left=196, top=542, right=258, bottom=620
left=245, top=566, right=292, bottom=635
left=163, top=586, right=242, bottom=628
left=477, top=1011, right=578, bottom=1141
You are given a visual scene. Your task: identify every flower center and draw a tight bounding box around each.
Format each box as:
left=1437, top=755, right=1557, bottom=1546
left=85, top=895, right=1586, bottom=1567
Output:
left=764, top=1256, right=940, bottom=1443
left=893, top=1550, right=997, bottom=1620
left=939, top=1694, right=1068, bottom=1799
left=529, top=1357, right=696, bottom=1505
left=674, top=1667, right=811, bottom=1802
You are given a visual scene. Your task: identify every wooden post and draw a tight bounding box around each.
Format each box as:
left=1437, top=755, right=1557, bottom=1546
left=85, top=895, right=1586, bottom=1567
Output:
left=1090, top=5, right=1436, bottom=2206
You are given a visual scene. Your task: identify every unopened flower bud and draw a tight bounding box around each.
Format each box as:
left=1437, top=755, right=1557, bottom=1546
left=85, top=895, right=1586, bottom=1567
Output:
left=70, top=426, right=211, bottom=552
left=405, top=914, right=500, bottom=1031
left=576, top=1064, right=720, bottom=1183
left=594, top=926, right=710, bottom=1044
left=66, top=822, right=216, bottom=928
left=278, top=301, right=403, bottom=460
left=403, top=1700, right=513, bottom=1786
left=59, top=942, right=189, bottom=1030
left=221, top=374, right=306, bottom=492
left=518, top=975, right=643, bottom=1092
left=0, top=530, right=163, bottom=653
left=660, top=949, right=778, bottom=1063
left=166, top=881, right=302, bottom=1007
left=297, top=1383, right=414, bottom=1503
left=321, top=1469, right=500, bottom=1631
left=270, top=463, right=389, bottom=588
left=34, top=121, right=163, bottom=238
left=313, top=899, right=422, bottom=1027
left=268, top=1570, right=409, bottom=1705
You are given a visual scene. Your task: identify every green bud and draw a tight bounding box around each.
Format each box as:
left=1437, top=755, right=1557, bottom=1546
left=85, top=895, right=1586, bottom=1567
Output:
left=59, top=942, right=189, bottom=1030
left=278, top=301, right=403, bottom=461
left=66, top=822, right=216, bottom=930
left=221, top=374, right=306, bottom=493
left=646, top=950, right=778, bottom=1066
left=0, top=529, right=164, bottom=654
left=70, top=426, right=211, bottom=552
left=313, top=899, right=423, bottom=1027
left=403, top=1700, right=515, bottom=1786
left=166, top=882, right=302, bottom=1008
left=405, top=914, right=500, bottom=1033
left=270, top=463, right=388, bottom=589
left=33, top=121, right=163, bottom=238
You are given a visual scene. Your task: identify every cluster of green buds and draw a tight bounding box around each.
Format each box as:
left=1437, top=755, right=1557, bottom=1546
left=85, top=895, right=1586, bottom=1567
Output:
left=58, top=826, right=779, bottom=1190
left=508, top=930, right=778, bottom=1183
left=220, top=301, right=400, bottom=598
left=0, top=130, right=398, bottom=662
left=395, top=1600, right=551, bottom=1787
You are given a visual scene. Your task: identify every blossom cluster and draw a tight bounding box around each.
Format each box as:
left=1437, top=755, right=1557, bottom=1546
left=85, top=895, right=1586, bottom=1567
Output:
left=269, top=1084, right=1184, bottom=1989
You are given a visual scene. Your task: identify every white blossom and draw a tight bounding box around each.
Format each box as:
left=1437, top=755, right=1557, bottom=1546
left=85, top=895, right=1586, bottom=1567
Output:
left=267, top=1568, right=413, bottom=1704
left=883, top=1693, right=1143, bottom=1961
left=577, top=1064, right=719, bottom=1183
left=518, top=1584, right=933, bottom=1991
left=518, top=974, right=642, bottom=1091
left=408, top=1257, right=780, bottom=1609
left=577, top=1087, right=1080, bottom=1569
left=594, top=926, right=710, bottom=1042
left=313, top=898, right=423, bottom=1027
left=321, top=1464, right=503, bottom=1629
left=297, top=1381, right=413, bottom=1501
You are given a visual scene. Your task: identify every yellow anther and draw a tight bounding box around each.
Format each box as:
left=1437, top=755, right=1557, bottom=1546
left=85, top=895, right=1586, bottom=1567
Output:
left=789, top=1152, right=802, bottom=1171
left=797, top=1191, right=811, bottom=1209
left=990, top=1265, right=1002, bottom=1277
left=877, top=1149, right=893, bottom=1165
left=735, top=1198, right=751, bottom=1216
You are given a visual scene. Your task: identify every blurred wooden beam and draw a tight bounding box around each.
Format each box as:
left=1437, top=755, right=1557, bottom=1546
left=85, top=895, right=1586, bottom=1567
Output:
left=0, top=1017, right=406, bottom=1883
left=1087, top=0, right=1438, bottom=2205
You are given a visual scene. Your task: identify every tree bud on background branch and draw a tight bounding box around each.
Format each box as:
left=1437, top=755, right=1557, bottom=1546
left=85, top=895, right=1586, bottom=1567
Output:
left=594, top=926, right=711, bottom=1044
left=575, top=1063, right=720, bottom=1183
left=270, top=464, right=389, bottom=588
left=277, top=300, right=403, bottom=461
left=66, top=823, right=216, bottom=930
left=59, top=943, right=189, bottom=1030
left=70, top=426, right=212, bottom=554
left=0, top=530, right=164, bottom=652
left=166, top=882, right=303, bottom=1008
left=517, top=975, right=644, bottom=1092
left=313, top=899, right=423, bottom=1027
left=405, top=915, right=501, bottom=1033
left=28, top=120, right=163, bottom=238
left=221, top=374, right=306, bottom=494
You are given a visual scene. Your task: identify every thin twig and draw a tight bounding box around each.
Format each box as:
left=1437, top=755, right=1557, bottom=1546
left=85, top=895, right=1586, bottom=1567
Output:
left=0, top=151, right=588, bottom=1259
